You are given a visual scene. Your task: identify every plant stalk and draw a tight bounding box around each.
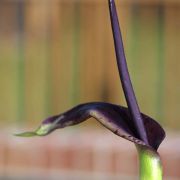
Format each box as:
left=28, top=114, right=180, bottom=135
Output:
left=137, top=146, right=163, bottom=180
left=108, top=0, right=149, bottom=145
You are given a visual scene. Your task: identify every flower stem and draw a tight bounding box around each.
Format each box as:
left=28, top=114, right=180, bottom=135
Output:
left=137, top=146, right=163, bottom=180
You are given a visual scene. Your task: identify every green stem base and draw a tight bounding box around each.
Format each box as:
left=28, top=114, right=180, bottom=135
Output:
left=137, top=146, right=163, bottom=180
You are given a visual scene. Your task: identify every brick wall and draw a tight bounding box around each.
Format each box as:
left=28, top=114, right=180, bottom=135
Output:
left=0, top=129, right=179, bottom=180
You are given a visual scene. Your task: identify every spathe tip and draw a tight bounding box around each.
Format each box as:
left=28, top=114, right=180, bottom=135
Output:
left=14, top=131, right=37, bottom=137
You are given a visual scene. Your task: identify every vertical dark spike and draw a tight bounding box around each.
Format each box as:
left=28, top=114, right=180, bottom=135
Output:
left=108, top=0, right=149, bottom=144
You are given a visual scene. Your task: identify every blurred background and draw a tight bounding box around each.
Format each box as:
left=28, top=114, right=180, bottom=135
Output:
left=0, top=0, right=180, bottom=179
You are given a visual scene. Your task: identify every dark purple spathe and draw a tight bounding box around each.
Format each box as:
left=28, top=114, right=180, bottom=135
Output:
left=42, top=102, right=165, bottom=150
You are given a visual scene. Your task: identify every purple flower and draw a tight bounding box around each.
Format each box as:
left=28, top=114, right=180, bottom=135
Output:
left=17, top=0, right=165, bottom=152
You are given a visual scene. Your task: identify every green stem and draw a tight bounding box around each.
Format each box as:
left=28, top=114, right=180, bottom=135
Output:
left=137, top=146, right=163, bottom=180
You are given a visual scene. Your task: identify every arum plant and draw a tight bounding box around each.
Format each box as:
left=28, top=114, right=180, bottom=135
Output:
left=17, top=0, right=165, bottom=179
